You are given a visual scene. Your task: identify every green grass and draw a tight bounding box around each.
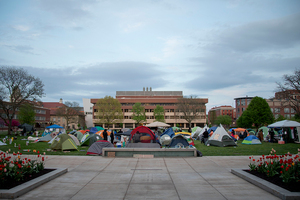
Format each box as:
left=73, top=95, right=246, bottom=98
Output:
left=1, top=131, right=299, bottom=156
left=194, top=140, right=300, bottom=156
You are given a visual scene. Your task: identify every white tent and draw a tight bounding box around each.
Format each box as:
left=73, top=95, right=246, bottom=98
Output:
left=146, top=121, right=170, bottom=127
left=268, top=120, right=300, bottom=128
left=191, top=127, right=202, bottom=138
left=207, top=124, right=237, bottom=147
left=196, top=125, right=208, bottom=140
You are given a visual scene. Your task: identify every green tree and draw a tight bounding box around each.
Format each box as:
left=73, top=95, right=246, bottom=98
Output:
left=56, top=101, right=81, bottom=129
left=18, top=103, right=36, bottom=125
left=154, top=105, right=165, bottom=122
left=243, top=96, right=274, bottom=129
left=275, top=114, right=286, bottom=122
left=236, top=110, right=253, bottom=128
left=209, top=110, right=217, bottom=126
left=0, top=66, right=44, bottom=135
left=215, top=115, right=232, bottom=129
left=95, top=96, right=123, bottom=129
left=132, top=102, right=146, bottom=125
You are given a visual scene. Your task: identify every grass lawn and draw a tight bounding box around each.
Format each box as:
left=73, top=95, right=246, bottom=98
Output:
left=194, top=140, right=300, bottom=156
left=0, top=131, right=299, bottom=156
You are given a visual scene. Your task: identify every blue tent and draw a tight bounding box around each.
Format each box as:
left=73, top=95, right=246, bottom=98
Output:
left=169, top=134, right=190, bottom=148
left=242, top=135, right=262, bottom=145
left=160, top=128, right=175, bottom=138
left=46, top=124, right=64, bottom=129
left=208, top=126, right=217, bottom=133
left=89, top=127, right=98, bottom=134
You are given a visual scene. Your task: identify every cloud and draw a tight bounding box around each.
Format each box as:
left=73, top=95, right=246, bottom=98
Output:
left=12, top=25, right=30, bottom=32
left=23, top=61, right=167, bottom=105
left=4, top=45, right=37, bottom=55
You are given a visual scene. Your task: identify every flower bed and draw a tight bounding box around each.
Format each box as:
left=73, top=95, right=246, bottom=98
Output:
left=0, top=150, right=48, bottom=189
left=248, top=148, right=300, bottom=192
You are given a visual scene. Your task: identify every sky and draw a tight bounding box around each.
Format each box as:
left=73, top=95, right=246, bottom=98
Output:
left=0, top=0, right=300, bottom=113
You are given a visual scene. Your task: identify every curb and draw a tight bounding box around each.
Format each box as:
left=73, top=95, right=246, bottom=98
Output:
left=0, top=168, right=67, bottom=199
left=231, top=168, right=300, bottom=200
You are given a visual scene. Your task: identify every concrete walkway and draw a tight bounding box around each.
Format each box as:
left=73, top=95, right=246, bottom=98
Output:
left=14, top=156, right=279, bottom=200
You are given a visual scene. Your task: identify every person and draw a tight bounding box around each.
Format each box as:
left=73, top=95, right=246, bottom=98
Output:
left=202, top=128, right=209, bottom=145
left=188, top=127, right=192, bottom=133
left=133, top=131, right=141, bottom=143
left=110, top=130, right=114, bottom=144
left=231, top=129, right=235, bottom=137
left=243, top=130, right=247, bottom=138
left=103, top=129, right=108, bottom=141
left=209, top=130, right=214, bottom=137
left=269, top=128, right=275, bottom=143
left=257, top=129, right=264, bottom=142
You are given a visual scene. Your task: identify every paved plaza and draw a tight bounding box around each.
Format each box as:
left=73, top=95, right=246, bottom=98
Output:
left=14, top=155, right=279, bottom=200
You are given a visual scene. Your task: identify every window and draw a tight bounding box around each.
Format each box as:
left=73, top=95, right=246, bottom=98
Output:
left=284, top=114, right=290, bottom=119
left=237, top=100, right=240, bottom=106
left=275, top=114, right=279, bottom=119
left=291, top=108, right=295, bottom=113
left=53, top=117, right=56, bottom=122
left=270, top=108, right=273, bottom=113
left=247, top=99, right=251, bottom=105
left=284, top=108, right=290, bottom=113
left=274, top=108, right=280, bottom=113
left=241, top=99, right=245, bottom=106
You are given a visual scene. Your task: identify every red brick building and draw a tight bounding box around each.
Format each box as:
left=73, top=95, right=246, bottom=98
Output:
left=208, top=105, right=235, bottom=126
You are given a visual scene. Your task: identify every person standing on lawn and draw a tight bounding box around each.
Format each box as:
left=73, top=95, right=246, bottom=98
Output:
left=103, top=129, right=108, bottom=141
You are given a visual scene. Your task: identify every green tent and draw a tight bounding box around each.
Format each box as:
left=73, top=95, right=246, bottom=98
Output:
left=50, top=134, right=78, bottom=151
left=95, top=126, right=104, bottom=131
left=80, top=134, right=102, bottom=146
left=75, top=131, right=84, bottom=141
left=258, top=126, right=269, bottom=138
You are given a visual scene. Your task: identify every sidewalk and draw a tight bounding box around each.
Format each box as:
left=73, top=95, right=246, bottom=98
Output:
left=15, top=156, right=279, bottom=200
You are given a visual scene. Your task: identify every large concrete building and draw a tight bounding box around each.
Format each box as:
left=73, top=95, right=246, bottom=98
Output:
left=91, top=88, right=208, bottom=130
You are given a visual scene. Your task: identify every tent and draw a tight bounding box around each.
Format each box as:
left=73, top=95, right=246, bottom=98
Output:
left=39, top=134, right=53, bottom=142
left=86, top=140, right=114, bottom=155
left=160, top=127, right=175, bottom=138
left=129, top=126, right=159, bottom=143
left=18, top=123, right=34, bottom=133
left=68, top=134, right=80, bottom=146
left=95, top=126, right=104, bottom=131
left=46, top=124, right=64, bottom=129
left=89, top=127, right=99, bottom=134
left=78, top=130, right=88, bottom=134
left=146, top=121, right=170, bottom=128
left=115, top=129, right=132, bottom=136
left=258, top=126, right=269, bottom=138
left=196, top=125, right=209, bottom=140
left=169, top=134, right=190, bottom=148
left=175, top=132, right=191, bottom=137
left=208, top=126, right=217, bottom=133
left=160, top=134, right=172, bottom=146
left=50, top=134, right=78, bottom=151
left=172, top=127, right=180, bottom=131
left=191, top=127, right=202, bottom=138
left=207, top=125, right=237, bottom=147
left=95, top=130, right=112, bottom=138
left=242, top=135, right=262, bottom=145
left=74, top=131, right=84, bottom=141
left=268, top=120, right=300, bottom=128
left=68, top=130, right=76, bottom=135
left=81, top=134, right=102, bottom=146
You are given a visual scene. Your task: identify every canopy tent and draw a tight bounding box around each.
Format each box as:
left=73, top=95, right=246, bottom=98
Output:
left=50, top=134, right=78, bottom=151
left=160, top=127, right=175, bottom=138
left=268, top=120, right=300, bottom=128
left=169, top=134, right=190, bottom=148
left=46, top=124, right=64, bottom=129
left=207, top=125, right=237, bottom=147
left=146, top=121, right=170, bottom=128
left=18, top=123, right=34, bottom=133
left=86, top=140, right=114, bottom=155
left=242, top=135, right=262, bottom=145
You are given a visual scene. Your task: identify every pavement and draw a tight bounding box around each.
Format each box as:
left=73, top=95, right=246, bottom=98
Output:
left=14, top=155, right=279, bottom=200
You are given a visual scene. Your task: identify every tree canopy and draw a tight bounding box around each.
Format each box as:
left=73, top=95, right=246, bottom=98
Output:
left=0, top=66, right=44, bottom=134
left=95, top=96, right=123, bottom=128
left=238, top=96, right=274, bottom=129
left=18, top=102, right=36, bottom=125
left=154, top=105, right=165, bottom=122
left=215, top=115, right=232, bottom=128
left=132, top=102, right=146, bottom=125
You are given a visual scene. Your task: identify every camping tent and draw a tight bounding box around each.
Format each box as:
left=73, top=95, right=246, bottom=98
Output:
left=207, top=125, right=237, bottom=147
left=258, top=126, right=269, bottom=138
left=208, top=126, right=217, bottom=133
left=175, top=132, right=191, bottom=137
left=89, top=127, right=99, bottom=134
left=68, top=134, right=80, bottom=146
left=160, top=134, right=172, bottom=146
left=129, top=126, right=159, bottom=143
left=196, top=125, right=209, bottom=140
left=116, top=129, right=132, bottom=136
left=95, top=126, right=104, bottom=131
left=95, top=130, right=111, bottom=138
left=46, top=124, right=63, bottom=129
left=50, top=134, right=78, bottom=151
left=169, top=134, right=190, bottom=148
left=242, top=135, right=262, bottom=145
left=191, top=127, right=202, bottom=138
left=39, top=134, right=53, bottom=142
left=74, top=131, right=84, bottom=141
left=86, top=140, right=114, bottom=155
left=81, top=134, right=102, bottom=146
left=18, top=123, right=34, bottom=133
left=160, top=127, right=175, bottom=138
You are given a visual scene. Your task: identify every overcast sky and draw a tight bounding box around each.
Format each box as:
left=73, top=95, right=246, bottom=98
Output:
left=1, top=0, right=300, bottom=112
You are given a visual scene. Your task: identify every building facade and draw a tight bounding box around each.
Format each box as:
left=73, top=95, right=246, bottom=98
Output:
left=208, top=105, right=236, bottom=126
left=91, top=88, right=208, bottom=130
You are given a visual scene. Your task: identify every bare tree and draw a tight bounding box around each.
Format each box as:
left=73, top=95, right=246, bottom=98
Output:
left=276, top=69, right=300, bottom=118
left=0, top=66, right=44, bottom=135
left=56, top=101, right=81, bottom=129
left=176, top=96, right=205, bottom=128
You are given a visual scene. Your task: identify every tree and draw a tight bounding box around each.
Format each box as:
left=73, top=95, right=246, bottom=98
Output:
left=242, top=96, right=274, bottom=129
left=236, top=110, right=253, bottom=128
left=0, top=66, right=44, bottom=135
left=209, top=110, right=217, bottom=126
left=276, top=69, right=300, bottom=119
left=176, top=96, right=205, bottom=128
left=56, top=101, right=81, bottom=129
left=95, top=96, right=123, bottom=128
left=18, top=102, right=36, bottom=125
left=275, top=114, right=286, bottom=122
left=215, top=115, right=232, bottom=129
left=132, top=102, right=146, bottom=125
left=153, top=105, right=165, bottom=122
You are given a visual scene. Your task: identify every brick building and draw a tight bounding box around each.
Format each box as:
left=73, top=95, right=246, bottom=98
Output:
left=208, top=105, right=236, bottom=126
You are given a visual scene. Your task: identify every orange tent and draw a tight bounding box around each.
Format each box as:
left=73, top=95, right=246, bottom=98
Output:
left=95, top=130, right=111, bottom=138
left=79, top=130, right=88, bottom=134
left=234, top=128, right=246, bottom=132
